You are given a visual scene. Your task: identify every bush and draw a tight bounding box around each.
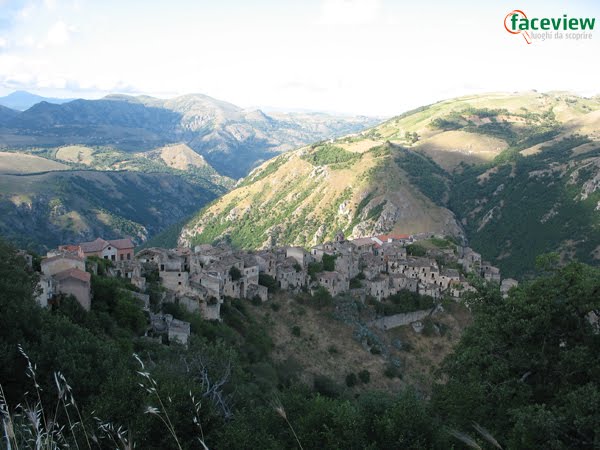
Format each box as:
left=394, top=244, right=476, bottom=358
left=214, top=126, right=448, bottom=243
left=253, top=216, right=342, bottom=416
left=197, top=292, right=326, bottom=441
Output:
left=314, top=375, right=342, bottom=398
left=407, top=243, right=427, bottom=257
left=358, top=370, right=371, bottom=384
left=384, top=365, right=402, bottom=379
left=258, top=273, right=278, bottom=292
left=291, top=325, right=301, bottom=337
left=312, top=286, right=333, bottom=308
left=270, top=302, right=281, bottom=312
left=229, top=266, right=242, bottom=281
left=345, top=372, right=358, bottom=387
left=322, top=254, right=337, bottom=271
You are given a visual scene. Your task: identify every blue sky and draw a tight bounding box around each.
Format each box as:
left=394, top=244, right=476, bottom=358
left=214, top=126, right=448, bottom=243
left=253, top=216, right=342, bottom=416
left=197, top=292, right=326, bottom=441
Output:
left=0, top=0, right=598, bottom=115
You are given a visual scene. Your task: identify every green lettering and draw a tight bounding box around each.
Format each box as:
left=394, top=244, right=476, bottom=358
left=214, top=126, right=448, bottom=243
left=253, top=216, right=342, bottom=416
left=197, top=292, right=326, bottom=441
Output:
left=518, top=18, right=529, bottom=30
left=580, top=18, right=595, bottom=30
left=530, top=18, right=539, bottom=30
left=564, top=14, right=568, bottom=30
left=540, top=18, right=550, bottom=30
left=569, top=18, right=579, bottom=30
left=551, top=18, right=561, bottom=30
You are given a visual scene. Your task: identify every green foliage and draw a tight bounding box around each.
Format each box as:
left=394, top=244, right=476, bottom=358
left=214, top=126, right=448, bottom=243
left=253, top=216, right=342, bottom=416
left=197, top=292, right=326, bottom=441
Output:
left=404, top=131, right=420, bottom=143
left=313, top=375, right=342, bottom=398
left=395, top=148, right=448, bottom=205
left=312, top=286, right=333, bottom=308
left=406, top=243, right=427, bottom=256
left=322, top=253, right=337, bottom=271
left=450, top=135, right=600, bottom=278
left=302, top=144, right=360, bottom=166
left=345, top=372, right=358, bottom=387
left=433, top=263, right=600, bottom=448
left=291, top=325, right=301, bottom=337
left=307, top=261, right=323, bottom=281
left=259, top=273, right=278, bottom=292
left=358, top=369, right=371, bottom=384
left=229, top=265, right=242, bottom=281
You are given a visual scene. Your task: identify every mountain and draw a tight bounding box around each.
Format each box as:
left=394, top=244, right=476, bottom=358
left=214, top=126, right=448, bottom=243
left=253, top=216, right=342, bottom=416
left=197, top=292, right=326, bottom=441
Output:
left=0, top=105, right=19, bottom=123
left=0, top=90, right=76, bottom=111
left=179, top=141, right=463, bottom=249
left=180, top=92, right=600, bottom=278
left=0, top=169, right=222, bottom=252
left=0, top=93, right=380, bottom=178
left=0, top=143, right=232, bottom=250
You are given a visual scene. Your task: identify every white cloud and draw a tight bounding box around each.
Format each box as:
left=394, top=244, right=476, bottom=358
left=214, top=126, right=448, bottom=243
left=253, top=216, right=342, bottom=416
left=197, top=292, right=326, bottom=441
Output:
left=316, top=0, right=382, bottom=25
left=39, top=21, right=74, bottom=47
left=0, top=37, right=7, bottom=48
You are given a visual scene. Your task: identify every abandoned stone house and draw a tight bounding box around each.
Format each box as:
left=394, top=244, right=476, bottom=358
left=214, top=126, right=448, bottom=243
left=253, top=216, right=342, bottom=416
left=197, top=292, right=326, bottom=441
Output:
left=481, top=262, right=501, bottom=283
left=37, top=253, right=92, bottom=311
left=285, top=246, right=313, bottom=268
left=276, top=261, right=306, bottom=291
left=317, top=271, right=349, bottom=297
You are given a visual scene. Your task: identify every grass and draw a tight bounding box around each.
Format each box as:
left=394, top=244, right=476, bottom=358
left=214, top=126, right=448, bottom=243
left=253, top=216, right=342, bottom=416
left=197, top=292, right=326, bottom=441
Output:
left=0, top=152, right=69, bottom=174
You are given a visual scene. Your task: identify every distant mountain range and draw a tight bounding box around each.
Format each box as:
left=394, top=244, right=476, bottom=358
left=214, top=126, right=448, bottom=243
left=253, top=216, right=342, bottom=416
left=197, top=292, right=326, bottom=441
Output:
left=180, top=91, right=600, bottom=278
left=0, top=90, right=76, bottom=111
left=0, top=91, right=380, bottom=178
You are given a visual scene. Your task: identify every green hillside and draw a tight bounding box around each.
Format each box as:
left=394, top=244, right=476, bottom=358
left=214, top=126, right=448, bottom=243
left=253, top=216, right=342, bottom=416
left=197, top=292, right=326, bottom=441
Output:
left=180, top=92, right=600, bottom=278
left=0, top=170, right=222, bottom=252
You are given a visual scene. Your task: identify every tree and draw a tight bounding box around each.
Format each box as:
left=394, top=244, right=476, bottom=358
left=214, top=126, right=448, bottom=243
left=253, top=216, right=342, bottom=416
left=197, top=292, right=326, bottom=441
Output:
left=433, top=263, right=600, bottom=448
left=229, top=266, right=242, bottom=281
left=322, top=254, right=337, bottom=271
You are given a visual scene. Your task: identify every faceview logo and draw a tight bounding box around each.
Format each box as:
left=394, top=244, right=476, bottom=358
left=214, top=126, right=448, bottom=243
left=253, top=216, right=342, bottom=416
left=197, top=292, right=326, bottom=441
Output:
left=504, top=10, right=596, bottom=44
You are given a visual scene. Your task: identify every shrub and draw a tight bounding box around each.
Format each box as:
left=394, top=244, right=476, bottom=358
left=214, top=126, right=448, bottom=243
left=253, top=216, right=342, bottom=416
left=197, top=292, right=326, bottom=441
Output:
left=258, top=273, right=278, bottom=292
left=384, top=365, right=402, bottom=379
left=358, top=369, right=371, bottom=384
left=322, top=253, right=337, bottom=271
left=291, top=325, right=301, bottom=337
left=229, top=266, right=242, bottom=281
left=270, top=302, right=281, bottom=312
left=345, top=372, right=358, bottom=387
left=314, top=375, right=342, bottom=398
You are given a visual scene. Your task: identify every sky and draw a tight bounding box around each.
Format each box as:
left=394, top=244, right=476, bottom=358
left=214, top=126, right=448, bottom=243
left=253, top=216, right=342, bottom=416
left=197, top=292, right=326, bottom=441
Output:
left=0, top=0, right=599, bottom=116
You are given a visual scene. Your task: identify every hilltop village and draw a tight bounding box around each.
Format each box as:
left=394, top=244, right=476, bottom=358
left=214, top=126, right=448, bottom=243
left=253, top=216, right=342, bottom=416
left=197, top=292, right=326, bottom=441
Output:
left=29, top=231, right=518, bottom=346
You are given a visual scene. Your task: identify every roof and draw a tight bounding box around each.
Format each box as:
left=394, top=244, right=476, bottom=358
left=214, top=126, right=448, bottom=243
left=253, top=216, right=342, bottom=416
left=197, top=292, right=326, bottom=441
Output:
left=53, top=268, right=91, bottom=283
left=79, top=237, right=134, bottom=253
left=108, top=238, right=134, bottom=250
left=58, top=244, right=81, bottom=253
left=42, top=254, right=84, bottom=265
left=79, top=238, right=109, bottom=253
left=376, top=234, right=410, bottom=242
left=350, top=237, right=375, bottom=246
left=318, top=271, right=340, bottom=280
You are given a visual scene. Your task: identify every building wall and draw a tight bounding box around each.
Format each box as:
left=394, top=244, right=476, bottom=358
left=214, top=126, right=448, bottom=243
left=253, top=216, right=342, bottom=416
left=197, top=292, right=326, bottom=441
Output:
left=160, top=271, right=189, bottom=292
left=57, top=279, right=91, bottom=311
left=42, top=257, right=85, bottom=277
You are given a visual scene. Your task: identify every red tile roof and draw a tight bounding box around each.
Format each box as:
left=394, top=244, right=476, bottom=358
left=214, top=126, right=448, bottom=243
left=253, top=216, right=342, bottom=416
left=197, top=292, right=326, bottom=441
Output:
left=376, top=234, right=410, bottom=242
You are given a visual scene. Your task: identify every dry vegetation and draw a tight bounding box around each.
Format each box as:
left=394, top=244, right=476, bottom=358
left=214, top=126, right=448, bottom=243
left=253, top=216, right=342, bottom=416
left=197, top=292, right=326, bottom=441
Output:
left=0, top=151, right=68, bottom=173
left=247, top=293, right=471, bottom=394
